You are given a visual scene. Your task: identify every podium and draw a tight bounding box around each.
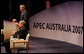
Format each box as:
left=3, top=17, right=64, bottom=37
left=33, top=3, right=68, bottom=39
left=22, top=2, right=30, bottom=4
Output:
left=3, top=20, right=19, bottom=41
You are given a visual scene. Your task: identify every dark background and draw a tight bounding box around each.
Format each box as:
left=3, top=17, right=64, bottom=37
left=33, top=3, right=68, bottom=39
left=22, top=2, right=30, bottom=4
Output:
left=0, top=0, right=83, bottom=29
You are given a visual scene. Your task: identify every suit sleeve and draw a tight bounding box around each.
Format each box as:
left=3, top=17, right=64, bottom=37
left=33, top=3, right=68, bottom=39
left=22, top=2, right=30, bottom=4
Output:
left=24, top=11, right=28, bottom=21
left=13, top=28, right=22, bottom=38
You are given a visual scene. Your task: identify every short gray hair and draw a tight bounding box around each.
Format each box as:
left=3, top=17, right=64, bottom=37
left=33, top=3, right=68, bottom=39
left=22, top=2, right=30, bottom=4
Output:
left=20, top=5, right=25, bottom=9
left=20, top=20, right=26, bottom=26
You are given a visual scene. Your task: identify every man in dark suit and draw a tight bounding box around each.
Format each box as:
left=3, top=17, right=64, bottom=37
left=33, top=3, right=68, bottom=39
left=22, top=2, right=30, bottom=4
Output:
left=19, top=5, right=28, bottom=21
left=13, top=5, right=29, bottom=30
left=19, top=5, right=29, bottom=30
left=4, top=20, right=28, bottom=53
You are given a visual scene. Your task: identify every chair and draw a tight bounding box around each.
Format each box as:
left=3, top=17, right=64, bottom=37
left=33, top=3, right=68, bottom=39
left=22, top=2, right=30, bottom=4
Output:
left=1, top=29, right=4, bottom=34
left=10, top=33, right=30, bottom=53
left=1, top=29, right=4, bottom=46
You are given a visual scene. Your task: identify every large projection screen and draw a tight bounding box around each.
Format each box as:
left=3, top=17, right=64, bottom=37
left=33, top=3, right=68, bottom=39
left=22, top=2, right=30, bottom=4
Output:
left=29, top=1, right=83, bottom=47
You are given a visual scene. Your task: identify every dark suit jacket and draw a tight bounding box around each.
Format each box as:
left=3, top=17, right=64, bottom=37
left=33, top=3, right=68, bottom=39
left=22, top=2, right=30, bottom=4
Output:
left=13, top=27, right=28, bottom=40
left=20, top=9, right=29, bottom=30
left=20, top=9, right=28, bottom=22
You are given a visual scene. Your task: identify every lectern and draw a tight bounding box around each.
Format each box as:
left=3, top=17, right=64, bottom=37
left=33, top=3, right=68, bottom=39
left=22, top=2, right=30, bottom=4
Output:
left=4, top=20, right=19, bottom=41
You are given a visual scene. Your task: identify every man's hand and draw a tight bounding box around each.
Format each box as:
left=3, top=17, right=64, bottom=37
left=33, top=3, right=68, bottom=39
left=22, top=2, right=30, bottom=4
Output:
left=15, top=22, right=19, bottom=26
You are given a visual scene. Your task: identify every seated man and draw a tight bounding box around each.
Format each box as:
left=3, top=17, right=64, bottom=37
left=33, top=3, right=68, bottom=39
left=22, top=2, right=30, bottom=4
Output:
left=12, top=19, right=18, bottom=24
left=4, top=20, right=28, bottom=53
left=13, top=20, right=28, bottom=39
left=12, top=19, right=17, bottom=23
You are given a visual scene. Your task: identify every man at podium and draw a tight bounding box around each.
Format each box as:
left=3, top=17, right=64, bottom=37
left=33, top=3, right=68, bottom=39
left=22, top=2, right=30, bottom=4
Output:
left=4, top=20, right=28, bottom=53
left=12, top=5, right=29, bottom=30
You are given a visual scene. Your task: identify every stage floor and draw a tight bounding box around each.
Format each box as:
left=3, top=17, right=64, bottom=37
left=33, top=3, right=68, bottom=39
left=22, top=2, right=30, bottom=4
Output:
left=1, top=37, right=83, bottom=53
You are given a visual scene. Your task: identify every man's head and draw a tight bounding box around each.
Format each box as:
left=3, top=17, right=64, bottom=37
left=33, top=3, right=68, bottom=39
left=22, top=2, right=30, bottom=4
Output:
left=20, top=5, right=25, bottom=12
left=18, top=20, right=26, bottom=28
left=12, top=19, right=17, bottom=23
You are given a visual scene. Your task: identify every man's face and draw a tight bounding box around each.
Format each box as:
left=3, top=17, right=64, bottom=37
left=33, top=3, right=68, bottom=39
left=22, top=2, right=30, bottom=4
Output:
left=12, top=19, right=16, bottom=23
left=20, top=6, right=24, bottom=12
left=18, top=22, right=23, bottom=28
